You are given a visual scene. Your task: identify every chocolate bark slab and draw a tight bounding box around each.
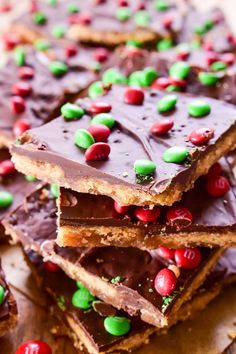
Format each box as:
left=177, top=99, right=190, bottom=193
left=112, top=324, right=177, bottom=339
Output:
left=11, top=84, right=236, bottom=207
left=57, top=157, right=236, bottom=249
left=2, top=185, right=223, bottom=328
left=23, top=247, right=236, bottom=354
left=0, top=46, right=95, bottom=147
left=0, top=259, right=17, bottom=337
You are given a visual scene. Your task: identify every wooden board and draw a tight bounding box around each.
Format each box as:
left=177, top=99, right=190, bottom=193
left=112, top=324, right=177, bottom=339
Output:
left=0, top=244, right=236, bottom=354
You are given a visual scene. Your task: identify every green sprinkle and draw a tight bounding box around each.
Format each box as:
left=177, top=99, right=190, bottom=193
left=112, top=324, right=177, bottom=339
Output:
left=169, top=61, right=190, bottom=79
left=210, top=61, right=228, bottom=72
left=34, top=39, right=50, bottom=51
left=104, top=316, right=131, bottom=336
left=154, top=0, right=169, bottom=11
left=0, top=191, right=13, bottom=209
left=74, top=129, right=95, bottom=149
left=111, top=276, right=122, bottom=284
left=88, top=81, right=104, bottom=98
left=126, top=39, right=142, bottom=48
left=52, top=25, right=66, bottom=38
left=141, top=67, right=158, bottom=86
left=0, top=286, right=5, bottom=305
left=32, top=11, right=47, bottom=25
left=116, top=7, right=131, bottom=21
left=67, top=3, right=80, bottom=13
left=61, top=103, right=84, bottom=120
left=25, top=175, right=37, bottom=182
left=194, top=25, right=206, bottom=36
left=163, top=146, right=189, bottom=163
left=134, top=159, right=156, bottom=176
left=14, top=47, right=25, bottom=66
left=90, top=113, right=115, bottom=129
left=198, top=72, right=219, bottom=86
left=157, top=38, right=173, bottom=51
left=134, top=10, right=150, bottom=27
left=49, top=61, right=68, bottom=76
left=157, top=94, right=178, bottom=112
left=72, top=288, right=96, bottom=309
left=57, top=295, right=66, bottom=311
left=188, top=100, right=211, bottom=117
left=102, top=68, right=127, bottom=85
left=50, top=184, right=59, bottom=198
left=204, top=19, right=214, bottom=31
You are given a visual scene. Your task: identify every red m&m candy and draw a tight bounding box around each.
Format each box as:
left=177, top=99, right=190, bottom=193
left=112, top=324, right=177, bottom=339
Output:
left=207, top=162, right=222, bottom=178
left=11, top=96, right=26, bottom=114
left=87, top=124, right=110, bottom=142
left=123, top=87, right=144, bottom=105
left=90, top=102, right=112, bottom=115
left=174, top=248, right=202, bottom=269
left=166, top=206, right=193, bottom=227
left=154, top=268, right=177, bottom=296
left=12, top=82, right=32, bottom=97
left=151, top=118, right=174, bottom=135
left=94, top=48, right=109, bottom=63
left=206, top=175, right=230, bottom=197
left=78, top=13, right=92, bottom=25
left=65, top=44, right=78, bottom=58
left=43, top=261, right=60, bottom=272
left=18, top=67, right=35, bottom=80
left=151, top=77, right=171, bottom=90
left=189, top=127, right=214, bottom=145
left=85, top=142, right=110, bottom=161
left=0, top=160, right=15, bottom=176
left=15, top=340, right=52, bottom=354
left=114, top=201, right=130, bottom=214
left=134, top=206, right=160, bottom=223
left=13, top=119, right=31, bottom=137
left=3, top=34, right=21, bottom=50
left=205, top=51, right=219, bottom=66
left=221, top=52, right=235, bottom=65
left=162, top=15, right=173, bottom=29
left=157, top=246, right=175, bottom=260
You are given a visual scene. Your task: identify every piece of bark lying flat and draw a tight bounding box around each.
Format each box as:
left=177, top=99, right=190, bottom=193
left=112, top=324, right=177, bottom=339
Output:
left=57, top=157, right=236, bottom=248
left=3, top=185, right=223, bottom=328
left=24, top=246, right=236, bottom=354
left=11, top=84, right=236, bottom=207
left=0, top=149, right=38, bottom=242
left=0, top=259, right=17, bottom=337
left=0, top=46, right=95, bottom=148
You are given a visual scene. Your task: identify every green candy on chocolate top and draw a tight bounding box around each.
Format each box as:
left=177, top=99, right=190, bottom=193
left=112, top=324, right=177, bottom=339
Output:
left=141, top=67, right=158, bottom=86
left=67, top=3, right=80, bottom=13
left=188, top=100, right=211, bottom=117
left=169, top=61, right=190, bottom=79
left=157, top=38, right=173, bottom=51
left=116, top=7, right=131, bottom=21
left=72, top=288, right=96, bottom=310
left=134, top=159, right=156, bottom=176
left=50, top=184, right=59, bottom=198
left=52, top=25, right=66, bottom=38
left=14, top=47, right=26, bottom=66
left=74, top=129, right=95, bottom=149
left=104, top=316, right=131, bottom=336
left=0, top=191, right=13, bottom=209
left=163, top=146, right=189, bottom=163
left=34, top=39, right=51, bottom=51
left=25, top=175, right=37, bottom=182
left=210, top=61, right=228, bottom=72
left=61, top=103, right=84, bottom=120
left=102, top=69, right=127, bottom=85
left=157, top=94, right=178, bottom=112
left=32, top=11, right=47, bottom=25
left=134, top=11, right=150, bottom=27
left=154, top=0, right=169, bottom=11
left=88, top=81, right=105, bottom=98
left=0, top=285, right=5, bottom=305
left=49, top=61, right=68, bottom=76
left=198, top=72, right=219, bottom=86
left=90, top=113, right=115, bottom=129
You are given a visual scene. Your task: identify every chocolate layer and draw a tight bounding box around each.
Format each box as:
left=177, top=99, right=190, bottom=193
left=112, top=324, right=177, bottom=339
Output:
left=3, top=185, right=223, bottom=328
left=0, top=259, right=17, bottom=336
left=12, top=84, right=236, bottom=206
left=0, top=46, right=95, bottom=146
left=24, top=245, right=236, bottom=354
left=58, top=157, right=236, bottom=248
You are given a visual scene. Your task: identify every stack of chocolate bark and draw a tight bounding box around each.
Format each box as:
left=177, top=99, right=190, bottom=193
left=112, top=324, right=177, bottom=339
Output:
left=1, top=0, right=236, bottom=352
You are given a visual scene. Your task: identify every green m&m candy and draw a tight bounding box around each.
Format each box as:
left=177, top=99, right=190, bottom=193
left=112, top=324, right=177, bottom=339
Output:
left=210, top=61, right=228, bottom=72
left=25, top=175, right=37, bottom=182
left=76, top=281, right=86, bottom=289
left=90, top=113, right=115, bottom=129
left=72, top=288, right=96, bottom=309
left=134, top=11, right=150, bottom=27
left=50, top=184, right=59, bottom=198
left=128, top=71, right=144, bottom=86
left=141, top=67, right=158, bottom=86
left=0, top=191, right=13, bottom=209
left=134, top=159, right=156, bottom=176
left=14, top=47, right=26, bottom=66
left=48, top=0, right=57, bottom=5
left=163, top=146, right=189, bottom=163
left=198, top=72, right=219, bottom=86
left=188, top=100, right=211, bottom=117
left=88, top=81, right=104, bottom=98
left=52, top=25, right=66, bottom=38
left=157, top=38, right=173, bottom=51
left=49, top=61, right=68, bottom=76
left=34, top=39, right=50, bottom=51
left=157, top=94, right=178, bottom=113
left=169, top=61, right=190, bottom=79
left=116, top=7, right=131, bottom=21
left=154, top=0, right=169, bottom=11
left=61, top=103, right=84, bottom=120
left=102, top=68, right=127, bottom=85
left=104, top=316, right=131, bottom=336
left=194, top=25, right=206, bottom=36
left=166, top=85, right=181, bottom=92
left=67, top=3, right=80, bottom=13
left=32, top=11, right=47, bottom=25
left=0, top=285, right=5, bottom=305
left=126, top=39, right=142, bottom=48
left=74, top=129, right=95, bottom=149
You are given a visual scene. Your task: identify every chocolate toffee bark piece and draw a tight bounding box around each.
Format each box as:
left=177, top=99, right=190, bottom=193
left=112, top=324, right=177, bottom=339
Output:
left=11, top=85, right=236, bottom=207
left=68, top=0, right=185, bottom=46
left=0, top=149, right=38, bottom=242
left=0, top=259, right=17, bottom=336
left=0, top=46, right=95, bottom=147
left=2, top=185, right=223, bottom=328
left=58, top=158, right=236, bottom=249
left=22, top=248, right=236, bottom=354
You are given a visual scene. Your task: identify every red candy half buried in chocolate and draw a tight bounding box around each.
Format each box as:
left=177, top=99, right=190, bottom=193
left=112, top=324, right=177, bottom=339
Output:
left=15, top=340, right=52, bottom=354
left=65, top=44, right=78, bottom=58
left=157, top=246, right=175, bottom=260
left=174, top=248, right=202, bottom=269
left=206, top=175, right=230, bottom=197
left=189, top=127, right=214, bottom=145
left=13, top=119, right=31, bottom=137
left=154, top=268, right=177, bottom=296
left=166, top=206, right=193, bottom=228
left=12, top=82, right=32, bottom=97
left=123, top=87, right=144, bottom=105
left=18, top=67, right=35, bottom=80
left=90, top=102, right=112, bottom=115
left=85, top=142, right=111, bottom=161
left=134, top=206, right=160, bottom=222
left=0, top=160, right=15, bottom=176
left=114, top=201, right=130, bottom=215
left=151, top=119, right=174, bottom=135
left=94, top=48, right=109, bottom=63
left=87, top=124, right=110, bottom=142
left=43, top=261, right=60, bottom=272
left=11, top=96, right=26, bottom=114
